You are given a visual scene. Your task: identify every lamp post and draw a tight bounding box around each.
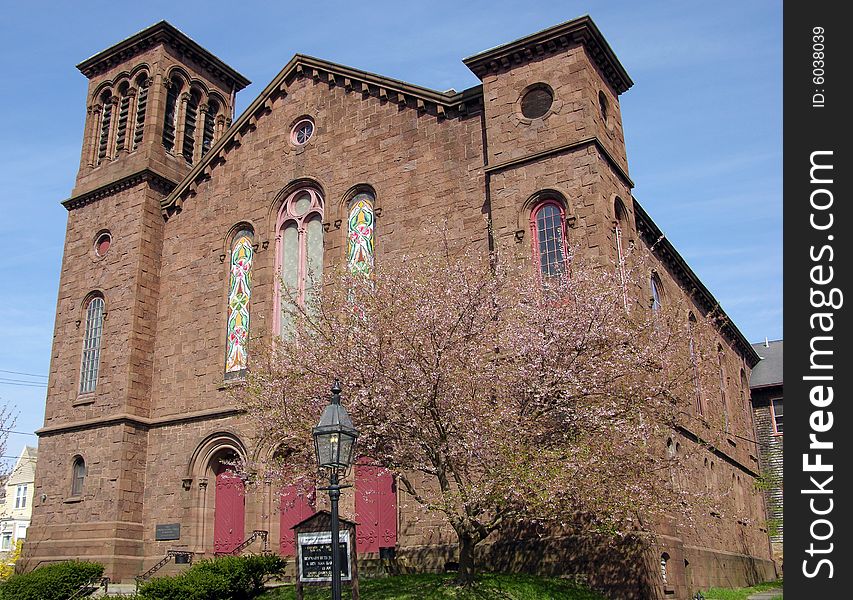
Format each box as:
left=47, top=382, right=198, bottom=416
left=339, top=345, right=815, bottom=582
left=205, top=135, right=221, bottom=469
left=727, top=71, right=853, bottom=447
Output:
left=312, top=379, right=358, bottom=600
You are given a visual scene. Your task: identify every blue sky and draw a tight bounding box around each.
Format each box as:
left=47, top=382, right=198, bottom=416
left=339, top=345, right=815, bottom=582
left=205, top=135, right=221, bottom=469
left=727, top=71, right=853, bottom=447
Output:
left=0, top=1, right=782, bottom=460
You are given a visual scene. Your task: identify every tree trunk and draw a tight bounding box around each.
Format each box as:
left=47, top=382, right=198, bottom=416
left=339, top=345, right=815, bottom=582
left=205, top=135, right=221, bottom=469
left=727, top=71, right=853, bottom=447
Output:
left=454, top=532, right=477, bottom=587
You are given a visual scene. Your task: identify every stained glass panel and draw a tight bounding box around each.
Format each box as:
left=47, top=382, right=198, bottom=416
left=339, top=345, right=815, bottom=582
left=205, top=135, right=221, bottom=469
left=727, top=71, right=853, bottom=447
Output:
left=225, top=231, right=253, bottom=377
left=347, top=193, right=375, bottom=275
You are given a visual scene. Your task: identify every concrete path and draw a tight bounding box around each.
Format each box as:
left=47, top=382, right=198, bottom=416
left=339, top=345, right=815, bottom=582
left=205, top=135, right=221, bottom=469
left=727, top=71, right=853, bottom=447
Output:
left=746, top=588, right=783, bottom=599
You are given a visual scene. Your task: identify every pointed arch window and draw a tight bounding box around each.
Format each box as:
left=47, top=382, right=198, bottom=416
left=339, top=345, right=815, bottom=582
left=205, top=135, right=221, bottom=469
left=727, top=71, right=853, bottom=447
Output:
left=72, top=456, right=86, bottom=497
left=718, top=345, right=730, bottom=430
left=80, top=296, right=105, bottom=394
left=225, top=229, right=254, bottom=379
left=347, top=191, right=376, bottom=275
left=530, top=199, right=567, bottom=278
left=276, top=188, right=324, bottom=338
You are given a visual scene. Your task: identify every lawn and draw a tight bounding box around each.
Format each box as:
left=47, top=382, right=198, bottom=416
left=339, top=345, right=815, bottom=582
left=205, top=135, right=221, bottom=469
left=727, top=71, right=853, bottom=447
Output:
left=702, top=580, right=783, bottom=600
left=261, top=573, right=607, bottom=599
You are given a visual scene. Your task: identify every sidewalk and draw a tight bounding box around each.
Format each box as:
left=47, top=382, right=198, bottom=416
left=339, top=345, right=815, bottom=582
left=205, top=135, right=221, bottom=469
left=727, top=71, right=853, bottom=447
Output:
left=746, top=588, right=783, bottom=599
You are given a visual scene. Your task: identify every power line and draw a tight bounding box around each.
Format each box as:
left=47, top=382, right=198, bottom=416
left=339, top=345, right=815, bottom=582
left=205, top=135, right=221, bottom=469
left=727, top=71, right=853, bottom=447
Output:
left=0, top=380, right=48, bottom=388
left=0, top=369, right=48, bottom=379
left=0, top=429, right=38, bottom=436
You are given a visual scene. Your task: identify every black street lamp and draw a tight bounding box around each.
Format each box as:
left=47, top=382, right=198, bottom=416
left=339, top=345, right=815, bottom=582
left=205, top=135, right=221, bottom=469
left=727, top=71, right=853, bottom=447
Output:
left=313, top=379, right=358, bottom=600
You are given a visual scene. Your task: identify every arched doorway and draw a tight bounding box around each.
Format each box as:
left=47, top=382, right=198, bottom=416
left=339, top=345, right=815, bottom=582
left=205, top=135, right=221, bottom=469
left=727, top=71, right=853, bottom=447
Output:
left=279, top=485, right=314, bottom=556
left=355, top=464, right=397, bottom=553
left=213, top=457, right=245, bottom=554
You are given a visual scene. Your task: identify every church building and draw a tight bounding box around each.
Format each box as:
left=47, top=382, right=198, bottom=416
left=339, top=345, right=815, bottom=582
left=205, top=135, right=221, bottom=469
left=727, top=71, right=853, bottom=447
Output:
left=26, top=17, right=775, bottom=598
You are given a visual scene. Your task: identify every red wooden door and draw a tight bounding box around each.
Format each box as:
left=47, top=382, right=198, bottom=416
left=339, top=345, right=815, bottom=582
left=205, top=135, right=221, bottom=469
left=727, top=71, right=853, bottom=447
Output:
left=279, top=485, right=314, bottom=555
left=213, top=463, right=245, bottom=554
left=355, top=464, right=397, bottom=553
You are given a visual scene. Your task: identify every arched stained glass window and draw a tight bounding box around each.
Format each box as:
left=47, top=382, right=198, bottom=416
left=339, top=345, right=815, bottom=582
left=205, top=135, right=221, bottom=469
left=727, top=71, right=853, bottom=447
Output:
left=614, top=199, right=629, bottom=310
left=347, top=192, right=375, bottom=275
left=225, top=230, right=254, bottom=378
left=80, top=296, right=105, bottom=394
left=276, top=188, right=324, bottom=338
left=531, top=200, right=567, bottom=278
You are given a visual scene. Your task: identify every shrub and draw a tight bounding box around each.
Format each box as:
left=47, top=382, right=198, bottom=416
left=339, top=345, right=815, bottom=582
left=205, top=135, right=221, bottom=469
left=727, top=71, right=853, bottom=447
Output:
left=0, top=560, right=104, bottom=600
left=138, top=554, right=286, bottom=600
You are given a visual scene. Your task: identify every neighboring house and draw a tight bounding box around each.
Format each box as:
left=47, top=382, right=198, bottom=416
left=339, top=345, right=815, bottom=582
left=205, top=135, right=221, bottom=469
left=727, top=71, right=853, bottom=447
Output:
left=0, top=446, right=38, bottom=556
left=750, top=339, right=783, bottom=567
left=26, top=17, right=775, bottom=598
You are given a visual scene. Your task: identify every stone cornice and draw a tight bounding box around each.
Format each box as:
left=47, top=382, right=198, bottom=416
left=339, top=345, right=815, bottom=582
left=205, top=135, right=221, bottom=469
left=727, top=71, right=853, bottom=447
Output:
left=76, top=20, right=250, bottom=91
left=633, top=199, right=760, bottom=367
left=161, top=54, right=485, bottom=217
left=484, top=136, right=634, bottom=189
left=35, top=406, right=243, bottom=437
left=62, top=169, right=178, bottom=211
left=463, top=15, right=633, bottom=95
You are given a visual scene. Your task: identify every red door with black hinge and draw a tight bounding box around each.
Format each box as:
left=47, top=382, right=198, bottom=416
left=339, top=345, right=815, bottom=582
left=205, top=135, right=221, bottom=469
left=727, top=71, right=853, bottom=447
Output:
left=355, top=464, right=397, bottom=553
left=214, top=463, right=245, bottom=553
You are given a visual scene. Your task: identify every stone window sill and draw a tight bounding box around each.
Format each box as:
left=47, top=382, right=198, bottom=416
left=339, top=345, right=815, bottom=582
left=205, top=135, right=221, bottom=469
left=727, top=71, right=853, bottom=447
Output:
left=73, top=394, right=95, bottom=407
left=64, top=496, right=83, bottom=504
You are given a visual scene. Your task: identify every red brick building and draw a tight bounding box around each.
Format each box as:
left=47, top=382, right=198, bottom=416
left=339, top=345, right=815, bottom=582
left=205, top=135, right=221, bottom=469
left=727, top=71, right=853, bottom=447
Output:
left=25, top=17, right=775, bottom=598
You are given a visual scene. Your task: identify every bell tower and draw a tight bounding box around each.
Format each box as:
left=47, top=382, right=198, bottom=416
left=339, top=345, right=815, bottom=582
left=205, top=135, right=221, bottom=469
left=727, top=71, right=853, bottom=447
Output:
left=25, top=22, right=248, bottom=581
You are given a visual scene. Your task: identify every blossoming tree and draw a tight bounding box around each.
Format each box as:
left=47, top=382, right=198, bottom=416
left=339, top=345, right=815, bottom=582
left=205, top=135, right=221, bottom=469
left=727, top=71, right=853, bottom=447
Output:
left=240, top=242, right=717, bottom=586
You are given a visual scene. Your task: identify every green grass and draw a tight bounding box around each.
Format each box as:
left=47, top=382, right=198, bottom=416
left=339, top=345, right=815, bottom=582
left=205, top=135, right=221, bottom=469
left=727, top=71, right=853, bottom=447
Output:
left=703, top=579, right=783, bottom=600
left=261, top=573, right=606, bottom=599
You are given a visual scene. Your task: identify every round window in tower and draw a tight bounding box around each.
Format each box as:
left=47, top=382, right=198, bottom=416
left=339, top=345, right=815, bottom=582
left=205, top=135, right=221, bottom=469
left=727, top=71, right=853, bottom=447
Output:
left=520, top=84, right=553, bottom=119
left=291, top=117, right=315, bottom=146
left=94, top=231, right=112, bottom=257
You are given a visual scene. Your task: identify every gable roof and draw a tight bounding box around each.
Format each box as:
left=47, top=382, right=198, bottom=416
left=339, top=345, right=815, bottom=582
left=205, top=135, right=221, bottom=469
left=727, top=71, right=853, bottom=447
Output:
left=463, top=15, right=633, bottom=94
left=750, top=339, right=783, bottom=388
left=77, top=21, right=250, bottom=91
left=161, top=54, right=484, bottom=215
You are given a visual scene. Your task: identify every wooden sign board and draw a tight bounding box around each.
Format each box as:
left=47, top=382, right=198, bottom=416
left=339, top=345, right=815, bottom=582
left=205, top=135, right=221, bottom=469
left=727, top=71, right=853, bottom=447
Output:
left=297, top=530, right=352, bottom=583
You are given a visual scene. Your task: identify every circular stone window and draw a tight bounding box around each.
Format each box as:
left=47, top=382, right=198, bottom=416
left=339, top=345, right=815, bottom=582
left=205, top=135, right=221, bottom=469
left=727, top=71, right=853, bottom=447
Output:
left=521, top=85, right=553, bottom=119
left=291, top=118, right=315, bottom=145
left=94, top=232, right=112, bottom=257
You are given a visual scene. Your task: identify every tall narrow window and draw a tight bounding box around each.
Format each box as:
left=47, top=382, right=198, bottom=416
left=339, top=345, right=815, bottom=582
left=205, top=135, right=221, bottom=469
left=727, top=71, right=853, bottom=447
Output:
left=688, top=313, right=703, bottom=416
left=15, top=484, right=27, bottom=509
left=162, top=78, right=181, bottom=151
left=97, top=92, right=113, bottom=164
left=614, top=199, right=629, bottom=310
left=276, top=188, right=324, bottom=337
left=347, top=191, right=375, bottom=275
left=182, top=91, right=200, bottom=163
left=202, top=100, right=219, bottom=157
left=771, top=398, right=783, bottom=434
left=114, top=83, right=131, bottom=154
left=530, top=200, right=567, bottom=278
left=718, top=345, right=729, bottom=430
left=72, top=456, right=86, bottom=497
left=80, top=296, right=105, bottom=394
left=740, top=369, right=748, bottom=411
left=132, top=76, right=149, bottom=150
left=225, top=229, right=254, bottom=379
left=650, top=273, right=663, bottom=313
